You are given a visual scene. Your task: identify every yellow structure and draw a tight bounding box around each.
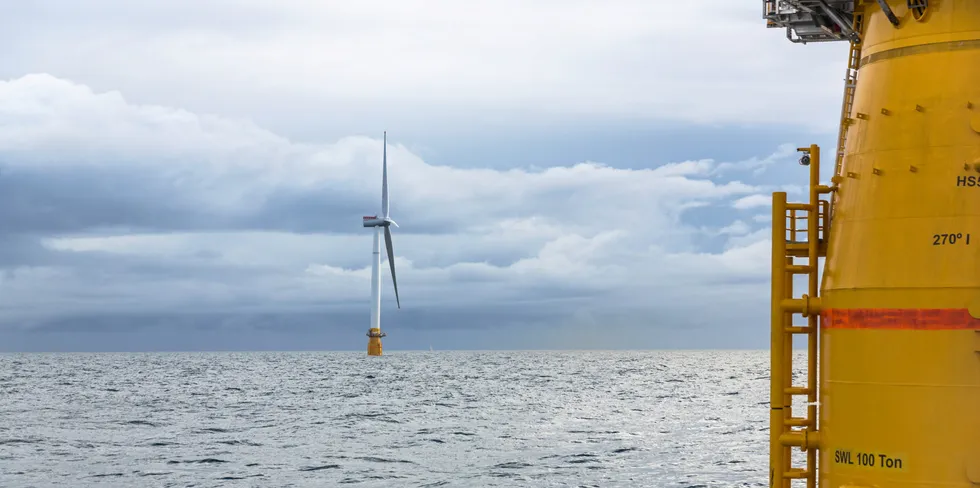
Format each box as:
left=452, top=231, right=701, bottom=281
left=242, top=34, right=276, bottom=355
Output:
left=367, top=327, right=385, bottom=356
left=765, top=1, right=980, bottom=486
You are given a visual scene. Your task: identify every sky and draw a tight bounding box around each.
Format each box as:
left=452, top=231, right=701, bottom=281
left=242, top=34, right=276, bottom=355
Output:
left=0, top=1, right=849, bottom=352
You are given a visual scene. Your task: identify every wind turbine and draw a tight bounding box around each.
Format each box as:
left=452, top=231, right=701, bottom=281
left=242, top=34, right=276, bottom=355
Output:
left=362, top=131, right=401, bottom=356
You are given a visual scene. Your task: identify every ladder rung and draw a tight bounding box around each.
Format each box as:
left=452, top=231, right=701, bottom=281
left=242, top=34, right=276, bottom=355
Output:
left=784, top=386, right=810, bottom=395
left=785, top=326, right=812, bottom=334
left=784, top=469, right=810, bottom=479
left=786, top=243, right=808, bottom=253
left=786, top=265, right=812, bottom=274
left=786, top=241, right=820, bottom=248
left=784, top=417, right=812, bottom=427
left=786, top=203, right=813, bottom=211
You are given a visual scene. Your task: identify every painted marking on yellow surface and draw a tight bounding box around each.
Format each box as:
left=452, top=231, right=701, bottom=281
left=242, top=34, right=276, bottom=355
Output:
left=957, top=176, right=980, bottom=187
left=823, top=309, right=980, bottom=330
left=932, top=233, right=971, bottom=246
left=834, top=449, right=906, bottom=471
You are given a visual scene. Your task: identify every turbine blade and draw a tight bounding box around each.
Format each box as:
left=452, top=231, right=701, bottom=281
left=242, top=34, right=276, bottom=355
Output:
left=382, top=131, right=389, bottom=219
left=384, top=226, right=400, bottom=309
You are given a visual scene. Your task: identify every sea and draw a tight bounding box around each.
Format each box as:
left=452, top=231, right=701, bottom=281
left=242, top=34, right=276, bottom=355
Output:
left=0, top=350, right=808, bottom=487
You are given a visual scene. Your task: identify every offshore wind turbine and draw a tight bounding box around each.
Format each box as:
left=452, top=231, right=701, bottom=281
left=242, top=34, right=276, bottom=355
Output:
left=361, top=131, right=401, bottom=356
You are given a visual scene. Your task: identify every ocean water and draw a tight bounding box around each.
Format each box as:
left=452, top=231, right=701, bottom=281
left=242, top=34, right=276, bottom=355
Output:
left=0, top=350, right=804, bottom=487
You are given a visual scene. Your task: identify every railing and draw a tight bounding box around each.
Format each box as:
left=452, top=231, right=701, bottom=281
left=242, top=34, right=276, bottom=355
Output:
left=770, top=144, right=833, bottom=488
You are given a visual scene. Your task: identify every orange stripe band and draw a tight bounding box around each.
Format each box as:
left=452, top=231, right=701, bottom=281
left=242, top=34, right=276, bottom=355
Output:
left=821, top=309, right=980, bottom=330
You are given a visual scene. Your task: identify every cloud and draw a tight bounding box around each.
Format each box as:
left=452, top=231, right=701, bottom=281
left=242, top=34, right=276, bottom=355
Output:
left=0, top=0, right=849, bottom=137
left=732, top=194, right=772, bottom=210
left=711, top=143, right=798, bottom=176
left=0, top=74, right=799, bottom=350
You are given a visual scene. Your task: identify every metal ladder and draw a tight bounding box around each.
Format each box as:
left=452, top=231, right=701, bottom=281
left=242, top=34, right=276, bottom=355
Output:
left=831, top=4, right=865, bottom=215
left=770, top=145, right=832, bottom=488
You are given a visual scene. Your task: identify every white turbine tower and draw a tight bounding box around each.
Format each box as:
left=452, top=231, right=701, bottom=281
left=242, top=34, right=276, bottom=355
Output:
left=362, top=131, right=401, bottom=356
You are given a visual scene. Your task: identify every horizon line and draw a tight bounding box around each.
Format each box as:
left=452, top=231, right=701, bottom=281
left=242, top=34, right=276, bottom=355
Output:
left=0, top=347, right=800, bottom=354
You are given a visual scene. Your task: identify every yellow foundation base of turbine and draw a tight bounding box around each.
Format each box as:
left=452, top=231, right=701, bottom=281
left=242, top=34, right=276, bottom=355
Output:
left=367, top=328, right=384, bottom=356
left=766, top=2, right=980, bottom=486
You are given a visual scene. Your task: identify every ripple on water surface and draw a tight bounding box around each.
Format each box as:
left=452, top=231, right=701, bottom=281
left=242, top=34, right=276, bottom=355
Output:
left=0, top=350, right=797, bottom=486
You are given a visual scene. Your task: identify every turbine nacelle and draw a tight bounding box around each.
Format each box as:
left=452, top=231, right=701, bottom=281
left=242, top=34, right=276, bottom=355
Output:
left=362, top=216, right=398, bottom=228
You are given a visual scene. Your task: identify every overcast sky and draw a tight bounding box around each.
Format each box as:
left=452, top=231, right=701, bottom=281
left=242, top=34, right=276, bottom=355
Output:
left=0, top=1, right=847, bottom=352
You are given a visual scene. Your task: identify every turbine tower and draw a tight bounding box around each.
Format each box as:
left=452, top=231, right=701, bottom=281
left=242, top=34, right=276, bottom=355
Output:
left=362, top=131, right=401, bottom=356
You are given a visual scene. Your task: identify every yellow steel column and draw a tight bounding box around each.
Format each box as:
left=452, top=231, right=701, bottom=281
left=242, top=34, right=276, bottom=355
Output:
left=818, top=5, right=980, bottom=485
left=783, top=256, right=794, bottom=481
left=806, top=144, right=820, bottom=488
left=770, top=191, right=788, bottom=488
